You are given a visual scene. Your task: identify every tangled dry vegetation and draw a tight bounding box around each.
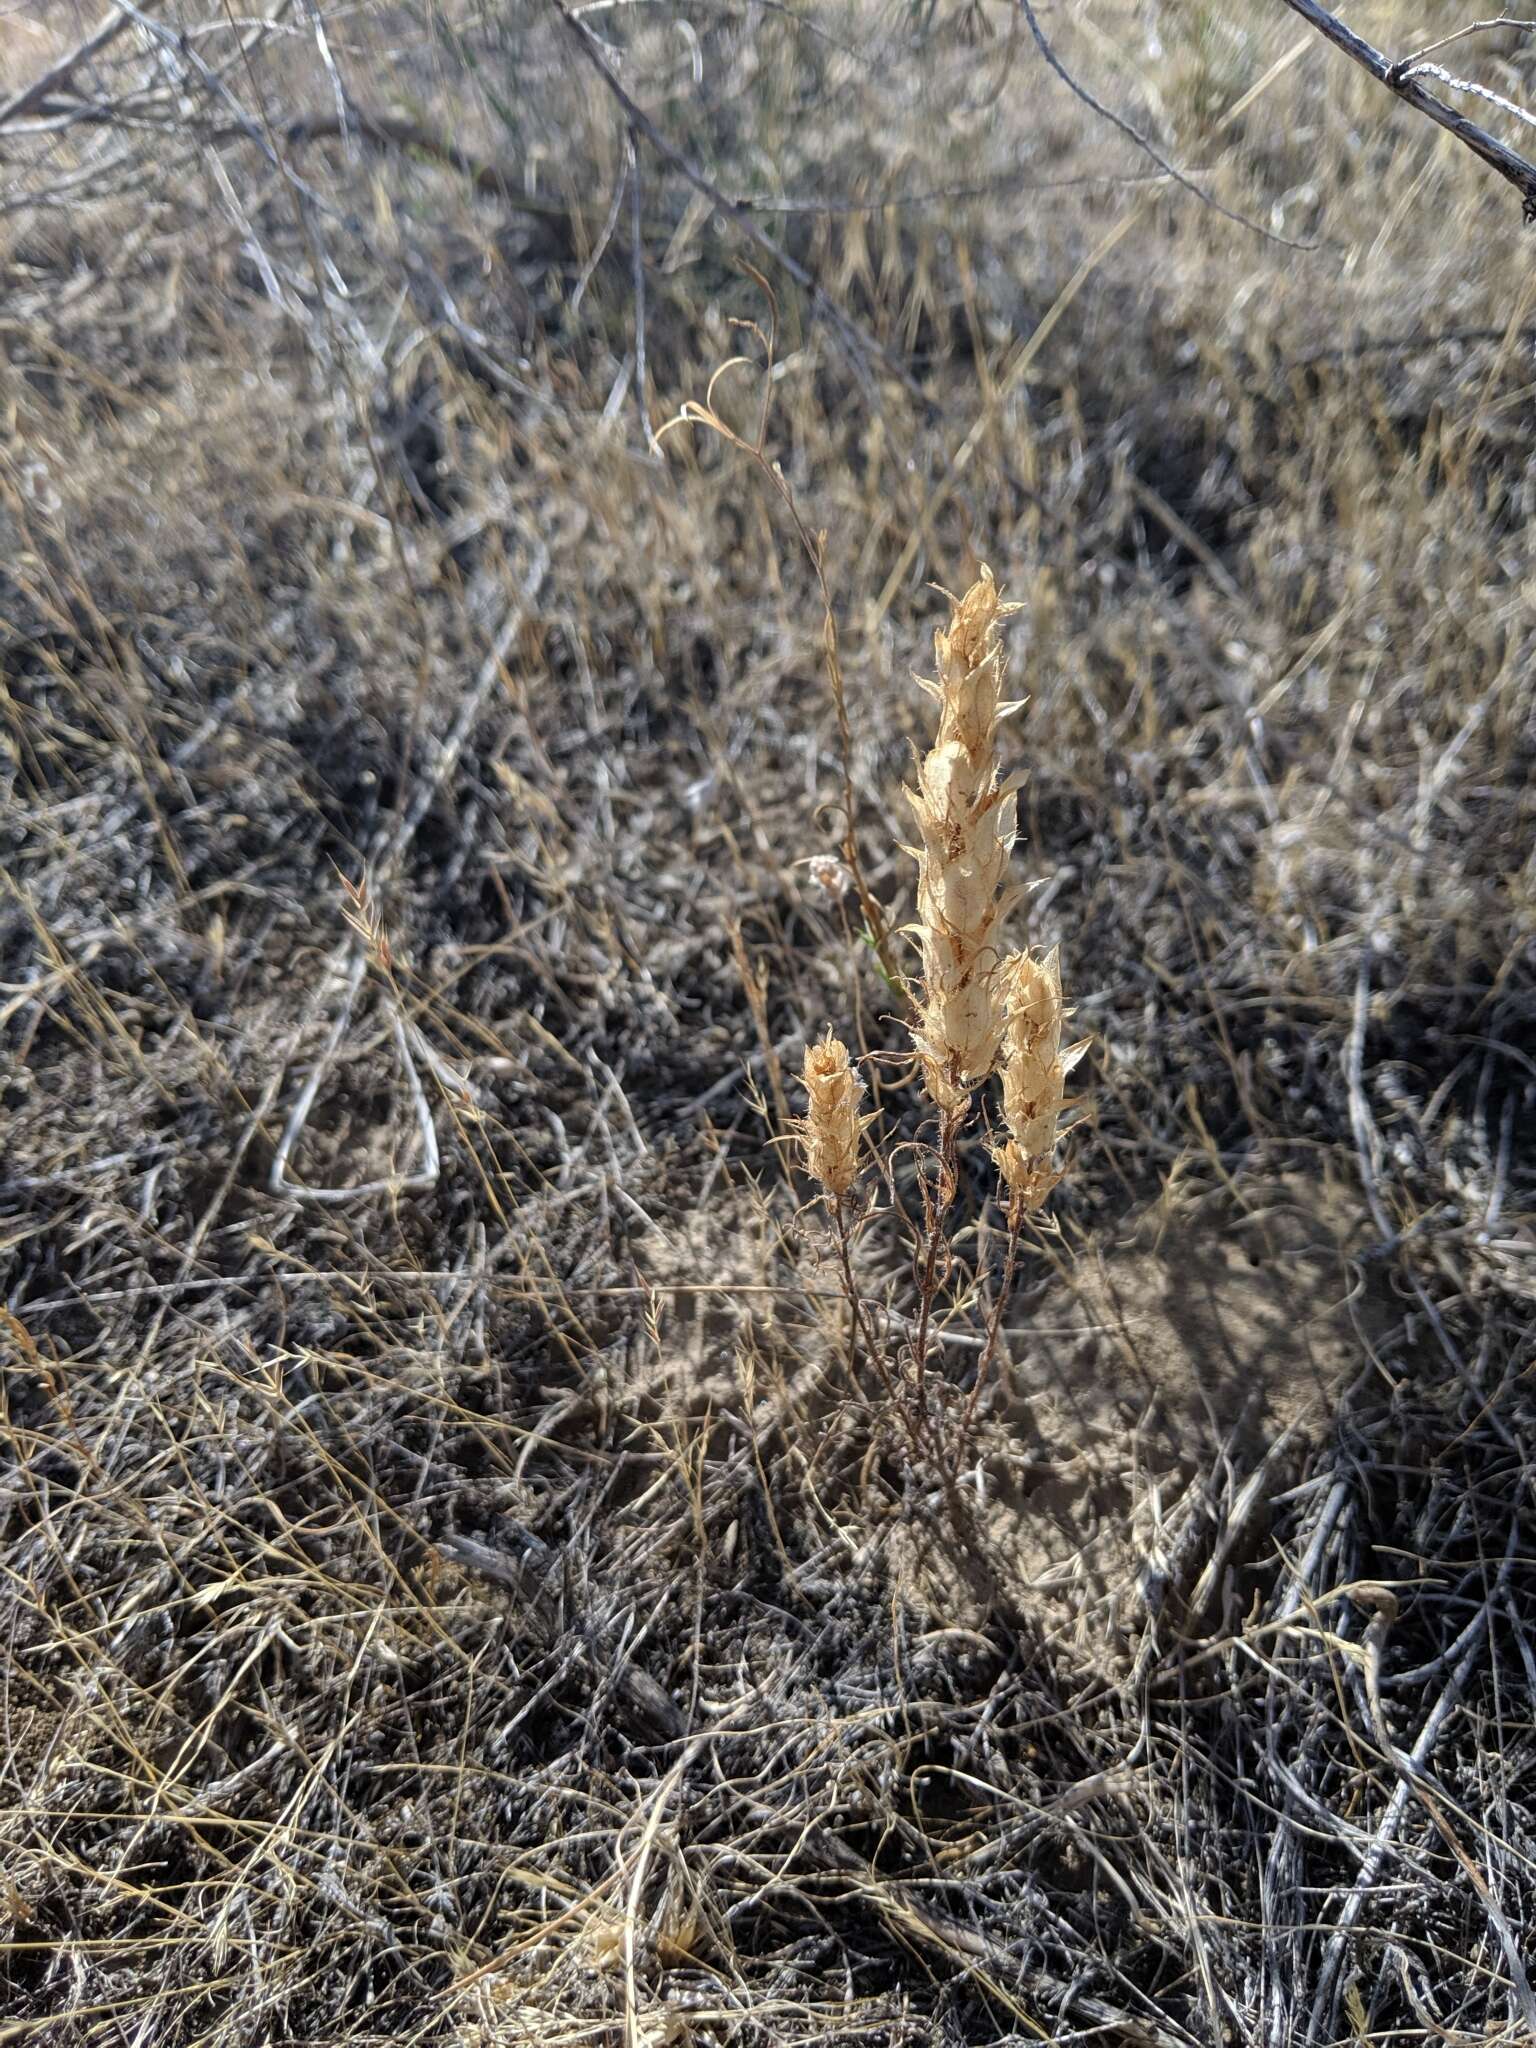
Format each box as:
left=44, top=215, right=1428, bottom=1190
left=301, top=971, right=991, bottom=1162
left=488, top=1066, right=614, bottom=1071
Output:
left=3, top=2, right=1536, bottom=2044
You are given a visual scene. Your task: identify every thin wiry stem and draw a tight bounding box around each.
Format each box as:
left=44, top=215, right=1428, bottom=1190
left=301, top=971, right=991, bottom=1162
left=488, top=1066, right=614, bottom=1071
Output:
left=658, top=371, right=904, bottom=993
left=1011, top=0, right=1313, bottom=248
left=627, top=125, right=657, bottom=453
left=830, top=1196, right=905, bottom=1432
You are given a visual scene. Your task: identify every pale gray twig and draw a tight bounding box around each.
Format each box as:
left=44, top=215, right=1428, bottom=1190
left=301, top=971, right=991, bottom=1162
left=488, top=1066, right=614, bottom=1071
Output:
left=1395, top=15, right=1536, bottom=73
left=0, top=3, right=139, bottom=130
left=1347, top=948, right=1396, bottom=1248
left=268, top=950, right=443, bottom=1202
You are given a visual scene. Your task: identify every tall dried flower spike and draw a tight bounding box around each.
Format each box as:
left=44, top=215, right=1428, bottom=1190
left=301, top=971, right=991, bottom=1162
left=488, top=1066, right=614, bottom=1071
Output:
left=798, top=1030, right=869, bottom=1198
left=907, top=567, right=1025, bottom=1112
left=991, top=946, right=1084, bottom=1212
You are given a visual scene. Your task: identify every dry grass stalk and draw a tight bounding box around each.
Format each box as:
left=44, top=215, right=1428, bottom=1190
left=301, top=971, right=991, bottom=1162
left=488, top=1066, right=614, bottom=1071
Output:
left=797, top=1030, right=869, bottom=1198
left=907, top=566, right=1024, bottom=1114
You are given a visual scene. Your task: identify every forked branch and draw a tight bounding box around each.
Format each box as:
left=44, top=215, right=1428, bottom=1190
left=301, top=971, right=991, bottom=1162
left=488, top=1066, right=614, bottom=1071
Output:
left=1279, top=0, right=1536, bottom=216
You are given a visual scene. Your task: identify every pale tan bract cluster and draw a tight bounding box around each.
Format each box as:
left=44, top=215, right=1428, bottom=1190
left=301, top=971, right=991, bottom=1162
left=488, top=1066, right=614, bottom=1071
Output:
left=990, top=945, right=1082, bottom=1212
left=907, top=567, right=1023, bottom=1112
left=797, top=1030, right=869, bottom=1198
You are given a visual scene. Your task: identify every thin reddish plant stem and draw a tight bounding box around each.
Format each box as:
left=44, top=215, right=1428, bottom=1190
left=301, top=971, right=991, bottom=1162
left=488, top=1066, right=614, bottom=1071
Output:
left=907, top=1111, right=959, bottom=1437
left=962, top=1201, right=1023, bottom=1438
left=831, top=1196, right=899, bottom=1413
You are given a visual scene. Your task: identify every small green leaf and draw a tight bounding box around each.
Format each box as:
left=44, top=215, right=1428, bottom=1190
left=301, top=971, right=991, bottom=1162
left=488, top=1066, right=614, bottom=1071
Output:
left=860, top=928, right=902, bottom=996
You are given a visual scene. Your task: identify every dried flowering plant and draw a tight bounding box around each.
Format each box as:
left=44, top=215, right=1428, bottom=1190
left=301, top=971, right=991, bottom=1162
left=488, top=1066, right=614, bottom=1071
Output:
left=795, top=566, right=1086, bottom=1436
left=662, top=315, right=1084, bottom=1439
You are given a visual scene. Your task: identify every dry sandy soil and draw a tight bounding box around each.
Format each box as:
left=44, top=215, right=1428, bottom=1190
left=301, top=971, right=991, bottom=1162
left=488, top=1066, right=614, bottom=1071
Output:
left=2, top=2, right=1535, bottom=2044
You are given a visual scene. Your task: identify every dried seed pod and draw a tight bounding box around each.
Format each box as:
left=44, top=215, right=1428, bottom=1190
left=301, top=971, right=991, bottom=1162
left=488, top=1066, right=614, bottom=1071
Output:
left=797, top=1030, right=869, bottom=1198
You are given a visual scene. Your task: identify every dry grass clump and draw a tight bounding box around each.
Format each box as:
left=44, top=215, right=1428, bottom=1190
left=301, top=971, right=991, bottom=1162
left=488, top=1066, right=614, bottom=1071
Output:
left=4, top=2, right=1536, bottom=2046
